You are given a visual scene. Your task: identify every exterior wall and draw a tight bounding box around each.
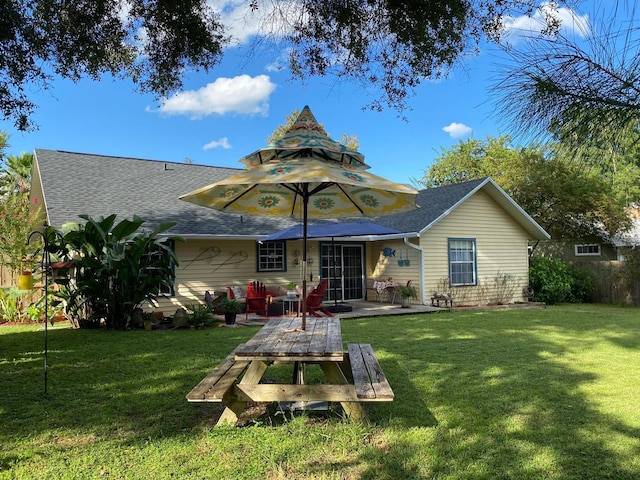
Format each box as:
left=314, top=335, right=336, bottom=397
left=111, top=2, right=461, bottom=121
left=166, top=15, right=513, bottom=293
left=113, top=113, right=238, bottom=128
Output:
left=421, top=190, right=531, bottom=306
left=535, top=237, right=618, bottom=262
left=153, top=238, right=325, bottom=313
left=366, top=238, right=422, bottom=303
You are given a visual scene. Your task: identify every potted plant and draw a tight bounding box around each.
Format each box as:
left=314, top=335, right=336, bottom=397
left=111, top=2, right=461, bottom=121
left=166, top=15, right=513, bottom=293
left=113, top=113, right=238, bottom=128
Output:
left=221, top=297, right=242, bottom=325
left=286, top=282, right=297, bottom=298
left=397, top=284, right=417, bottom=308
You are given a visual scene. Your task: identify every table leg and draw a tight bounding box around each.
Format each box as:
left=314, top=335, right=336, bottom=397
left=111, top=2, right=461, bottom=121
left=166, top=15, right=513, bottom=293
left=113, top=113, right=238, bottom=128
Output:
left=217, top=360, right=269, bottom=426
left=319, top=362, right=370, bottom=424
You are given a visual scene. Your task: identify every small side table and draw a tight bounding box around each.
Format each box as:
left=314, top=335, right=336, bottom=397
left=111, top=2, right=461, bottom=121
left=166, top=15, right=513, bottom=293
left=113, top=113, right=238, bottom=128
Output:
left=284, top=296, right=301, bottom=316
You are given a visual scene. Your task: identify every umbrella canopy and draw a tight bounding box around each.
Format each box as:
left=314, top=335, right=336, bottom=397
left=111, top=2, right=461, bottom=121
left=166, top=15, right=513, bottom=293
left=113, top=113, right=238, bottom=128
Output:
left=260, top=222, right=401, bottom=242
left=180, top=106, right=419, bottom=329
left=240, top=106, right=368, bottom=169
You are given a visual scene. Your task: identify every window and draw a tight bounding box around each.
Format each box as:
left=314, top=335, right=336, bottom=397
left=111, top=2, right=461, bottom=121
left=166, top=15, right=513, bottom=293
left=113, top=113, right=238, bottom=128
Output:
left=257, top=241, right=286, bottom=272
left=575, top=244, right=601, bottom=256
left=448, top=238, right=477, bottom=286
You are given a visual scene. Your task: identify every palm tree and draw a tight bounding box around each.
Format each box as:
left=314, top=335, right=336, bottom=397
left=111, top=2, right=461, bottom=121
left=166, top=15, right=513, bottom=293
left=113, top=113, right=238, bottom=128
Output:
left=0, top=152, right=33, bottom=196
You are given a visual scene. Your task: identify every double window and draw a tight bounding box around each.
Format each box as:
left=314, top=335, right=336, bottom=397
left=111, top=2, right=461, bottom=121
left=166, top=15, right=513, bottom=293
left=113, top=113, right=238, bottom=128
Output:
left=448, top=238, right=477, bottom=286
left=575, top=244, right=601, bottom=256
left=257, top=241, right=286, bottom=272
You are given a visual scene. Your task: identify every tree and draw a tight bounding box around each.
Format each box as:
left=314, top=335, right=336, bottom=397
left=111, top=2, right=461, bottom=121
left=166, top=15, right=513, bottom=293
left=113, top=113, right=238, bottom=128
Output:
left=3, top=0, right=560, bottom=130
left=51, top=215, right=180, bottom=329
left=492, top=1, right=640, bottom=152
left=0, top=146, right=39, bottom=276
left=0, top=152, right=33, bottom=196
left=0, top=193, right=41, bottom=276
left=419, top=135, right=632, bottom=249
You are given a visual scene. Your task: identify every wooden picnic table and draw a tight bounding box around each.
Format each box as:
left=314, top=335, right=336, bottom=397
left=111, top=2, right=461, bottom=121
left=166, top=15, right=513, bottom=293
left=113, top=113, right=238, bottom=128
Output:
left=187, top=317, right=394, bottom=426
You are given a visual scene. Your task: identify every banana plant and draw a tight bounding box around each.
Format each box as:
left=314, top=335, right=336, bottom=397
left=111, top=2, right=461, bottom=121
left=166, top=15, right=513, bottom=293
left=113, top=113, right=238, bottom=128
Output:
left=51, top=215, right=180, bottom=329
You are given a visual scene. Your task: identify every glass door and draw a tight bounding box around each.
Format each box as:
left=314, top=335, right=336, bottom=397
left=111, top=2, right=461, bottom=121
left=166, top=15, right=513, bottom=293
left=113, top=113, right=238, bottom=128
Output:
left=320, top=243, right=364, bottom=301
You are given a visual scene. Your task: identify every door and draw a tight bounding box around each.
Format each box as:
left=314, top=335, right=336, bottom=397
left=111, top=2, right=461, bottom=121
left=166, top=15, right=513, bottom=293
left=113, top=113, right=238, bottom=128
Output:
left=320, top=243, right=365, bottom=301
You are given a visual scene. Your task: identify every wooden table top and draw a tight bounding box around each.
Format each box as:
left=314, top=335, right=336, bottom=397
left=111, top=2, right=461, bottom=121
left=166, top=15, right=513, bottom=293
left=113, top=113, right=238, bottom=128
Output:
left=234, top=317, right=343, bottom=362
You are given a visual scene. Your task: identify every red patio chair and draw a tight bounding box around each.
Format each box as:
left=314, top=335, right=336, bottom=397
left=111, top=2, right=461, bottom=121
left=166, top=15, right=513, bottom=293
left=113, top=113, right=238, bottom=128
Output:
left=306, top=279, right=333, bottom=317
left=245, top=281, right=268, bottom=320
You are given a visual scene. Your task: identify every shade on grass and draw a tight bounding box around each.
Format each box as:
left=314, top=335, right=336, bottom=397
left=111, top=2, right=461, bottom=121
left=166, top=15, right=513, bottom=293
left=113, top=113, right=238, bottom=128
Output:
left=1, top=304, right=639, bottom=479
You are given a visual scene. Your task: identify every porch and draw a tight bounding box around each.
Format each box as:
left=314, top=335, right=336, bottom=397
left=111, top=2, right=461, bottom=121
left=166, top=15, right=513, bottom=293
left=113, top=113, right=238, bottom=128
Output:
left=236, top=299, right=443, bottom=326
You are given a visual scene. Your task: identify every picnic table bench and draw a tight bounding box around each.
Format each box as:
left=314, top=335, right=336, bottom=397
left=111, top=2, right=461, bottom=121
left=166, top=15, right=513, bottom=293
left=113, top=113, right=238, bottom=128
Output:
left=186, top=318, right=393, bottom=426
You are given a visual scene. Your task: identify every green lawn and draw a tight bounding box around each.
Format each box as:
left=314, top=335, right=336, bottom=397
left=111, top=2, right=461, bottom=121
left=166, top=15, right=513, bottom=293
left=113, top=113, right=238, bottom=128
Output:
left=1, top=304, right=639, bottom=479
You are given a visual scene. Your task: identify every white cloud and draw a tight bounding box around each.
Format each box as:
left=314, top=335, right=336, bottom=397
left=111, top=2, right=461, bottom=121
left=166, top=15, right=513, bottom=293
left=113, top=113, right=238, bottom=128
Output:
left=156, top=74, right=277, bottom=118
left=443, top=122, right=473, bottom=138
left=209, top=0, right=298, bottom=45
left=203, top=137, right=232, bottom=150
left=501, top=3, right=590, bottom=44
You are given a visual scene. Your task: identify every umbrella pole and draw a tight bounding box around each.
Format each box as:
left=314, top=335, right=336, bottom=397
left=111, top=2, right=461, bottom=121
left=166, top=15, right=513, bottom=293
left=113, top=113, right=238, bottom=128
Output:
left=332, top=236, right=338, bottom=306
left=301, top=190, right=308, bottom=330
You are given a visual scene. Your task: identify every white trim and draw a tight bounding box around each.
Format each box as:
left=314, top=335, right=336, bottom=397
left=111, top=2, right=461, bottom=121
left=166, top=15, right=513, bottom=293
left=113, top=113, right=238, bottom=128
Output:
left=574, top=244, right=601, bottom=256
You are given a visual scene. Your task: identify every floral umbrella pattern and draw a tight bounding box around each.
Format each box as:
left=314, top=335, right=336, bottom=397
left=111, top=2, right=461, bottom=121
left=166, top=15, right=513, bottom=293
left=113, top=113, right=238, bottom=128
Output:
left=181, top=158, right=417, bottom=218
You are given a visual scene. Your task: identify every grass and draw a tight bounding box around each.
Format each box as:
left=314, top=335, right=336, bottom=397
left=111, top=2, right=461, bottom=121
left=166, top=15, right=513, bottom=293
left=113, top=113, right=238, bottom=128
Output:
left=1, top=304, right=639, bottom=479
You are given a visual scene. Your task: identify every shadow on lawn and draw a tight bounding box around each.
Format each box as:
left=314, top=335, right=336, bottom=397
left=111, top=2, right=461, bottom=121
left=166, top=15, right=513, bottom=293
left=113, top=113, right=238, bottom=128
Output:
left=343, top=311, right=640, bottom=479
left=0, top=327, right=254, bottom=446
left=2, top=309, right=640, bottom=478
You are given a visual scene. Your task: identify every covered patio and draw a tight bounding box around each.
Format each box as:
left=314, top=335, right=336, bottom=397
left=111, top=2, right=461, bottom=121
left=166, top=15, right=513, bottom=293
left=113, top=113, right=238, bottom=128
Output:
left=235, top=299, right=443, bottom=326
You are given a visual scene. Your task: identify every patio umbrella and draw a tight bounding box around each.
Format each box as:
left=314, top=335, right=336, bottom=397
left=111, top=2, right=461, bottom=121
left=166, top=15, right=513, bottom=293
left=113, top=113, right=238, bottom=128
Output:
left=180, top=106, right=419, bottom=329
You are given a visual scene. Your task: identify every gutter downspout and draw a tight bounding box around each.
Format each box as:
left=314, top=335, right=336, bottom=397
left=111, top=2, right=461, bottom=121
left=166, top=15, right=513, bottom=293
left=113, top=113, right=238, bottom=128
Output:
left=404, top=236, right=425, bottom=305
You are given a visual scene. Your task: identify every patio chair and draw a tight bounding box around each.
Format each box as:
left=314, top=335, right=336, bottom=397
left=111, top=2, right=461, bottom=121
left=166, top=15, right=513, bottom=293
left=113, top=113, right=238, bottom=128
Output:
left=306, top=279, right=334, bottom=317
left=245, top=281, right=268, bottom=320
left=366, top=278, right=382, bottom=302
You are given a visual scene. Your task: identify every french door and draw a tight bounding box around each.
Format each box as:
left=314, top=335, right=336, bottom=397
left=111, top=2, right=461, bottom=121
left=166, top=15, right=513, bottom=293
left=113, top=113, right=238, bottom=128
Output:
left=320, top=243, right=365, bottom=301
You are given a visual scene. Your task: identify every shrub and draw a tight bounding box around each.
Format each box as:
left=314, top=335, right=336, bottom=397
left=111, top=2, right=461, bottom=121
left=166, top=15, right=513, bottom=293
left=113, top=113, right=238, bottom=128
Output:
left=529, top=256, right=572, bottom=305
left=566, top=263, right=596, bottom=303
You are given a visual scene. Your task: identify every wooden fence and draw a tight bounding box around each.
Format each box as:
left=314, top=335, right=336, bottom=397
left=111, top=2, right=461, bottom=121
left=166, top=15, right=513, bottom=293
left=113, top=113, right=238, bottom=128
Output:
left=582, top=261, right=640, bottom=306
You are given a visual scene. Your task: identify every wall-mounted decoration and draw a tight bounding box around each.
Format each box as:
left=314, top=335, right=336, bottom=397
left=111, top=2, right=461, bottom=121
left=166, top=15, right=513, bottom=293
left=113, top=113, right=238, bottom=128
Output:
left=382, top=247, right=396, bottom=257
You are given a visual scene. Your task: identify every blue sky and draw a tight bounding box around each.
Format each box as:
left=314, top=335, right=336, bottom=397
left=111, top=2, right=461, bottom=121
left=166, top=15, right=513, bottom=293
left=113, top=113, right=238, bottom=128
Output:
left=2, top=1, right=592, bottom=186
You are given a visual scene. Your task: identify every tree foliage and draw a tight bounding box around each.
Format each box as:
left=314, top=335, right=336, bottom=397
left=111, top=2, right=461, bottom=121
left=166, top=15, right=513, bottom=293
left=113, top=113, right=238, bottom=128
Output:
left=51, top=215, right=180, bottom=329
left=2, top=0, right=558, bottom=130
left=0, top=148, right=40, bottom=276
left=492, top=1, right=640, bottom=151
left=0, top=152, right=33, bottom=196
left=420, top=135, right=632, bottom=246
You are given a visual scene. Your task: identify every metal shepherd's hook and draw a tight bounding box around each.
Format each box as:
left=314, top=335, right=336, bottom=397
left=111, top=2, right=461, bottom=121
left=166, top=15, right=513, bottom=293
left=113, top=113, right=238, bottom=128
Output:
left=27, top=222, right=61, bottom=395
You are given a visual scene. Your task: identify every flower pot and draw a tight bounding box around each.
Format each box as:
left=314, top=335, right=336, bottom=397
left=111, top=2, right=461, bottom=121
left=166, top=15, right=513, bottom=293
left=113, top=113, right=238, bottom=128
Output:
left=18, top=272, right=34, bottom=290
left=401, top=296, right=412, bottom=308
left=224, top=312, right=237, bottom=325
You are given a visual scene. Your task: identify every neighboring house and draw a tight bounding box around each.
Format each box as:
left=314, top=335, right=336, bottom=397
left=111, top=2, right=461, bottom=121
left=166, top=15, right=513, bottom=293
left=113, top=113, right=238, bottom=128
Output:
left=535, top=207, right=640, bottom=263
left=30, top=149, right=550, bottom=311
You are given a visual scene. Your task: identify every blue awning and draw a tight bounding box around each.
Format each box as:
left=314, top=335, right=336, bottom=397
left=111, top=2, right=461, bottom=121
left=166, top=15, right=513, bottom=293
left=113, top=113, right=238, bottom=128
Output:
left=260, top=222, right=401, bottom=242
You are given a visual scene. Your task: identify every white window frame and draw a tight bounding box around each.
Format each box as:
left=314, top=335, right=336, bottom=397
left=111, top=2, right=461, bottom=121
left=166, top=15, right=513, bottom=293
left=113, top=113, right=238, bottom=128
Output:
left=448, top=238, right=477, bottom=286
left=257, top=241, right=286, bottom=272
left=574, top=244, right=601, bottom=257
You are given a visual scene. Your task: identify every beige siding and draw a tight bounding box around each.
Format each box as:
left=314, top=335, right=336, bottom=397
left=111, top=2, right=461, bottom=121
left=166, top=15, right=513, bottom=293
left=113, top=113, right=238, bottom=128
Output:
left=153, top=238, right=325, bottom=313
left=365, top=239, right=422, bottom=303
left=421, top=190, right=530, bottom=306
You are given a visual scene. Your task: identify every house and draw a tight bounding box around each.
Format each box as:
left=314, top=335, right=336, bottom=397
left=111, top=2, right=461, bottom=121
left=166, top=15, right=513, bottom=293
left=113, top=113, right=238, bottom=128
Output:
left=30, top=149, right=550, bottom=311
left=535, top=207, right=640, bottom=263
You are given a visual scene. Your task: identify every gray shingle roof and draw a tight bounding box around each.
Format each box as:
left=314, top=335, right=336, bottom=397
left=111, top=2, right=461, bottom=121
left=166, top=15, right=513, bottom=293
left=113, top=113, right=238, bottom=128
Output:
left=33, top=149, right=548, bottom=239
left=34, top=149, right=303, bottom=237
left=364, top=179, right=487, bottom=232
